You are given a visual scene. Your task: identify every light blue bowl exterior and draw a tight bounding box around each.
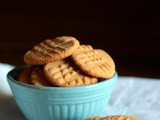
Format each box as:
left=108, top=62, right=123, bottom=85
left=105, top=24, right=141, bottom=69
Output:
left=7, top=66, right=118, bottom=120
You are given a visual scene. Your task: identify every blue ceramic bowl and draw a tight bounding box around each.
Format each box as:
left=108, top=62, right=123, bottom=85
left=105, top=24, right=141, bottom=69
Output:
left=7, top=66, right=118, bottom=120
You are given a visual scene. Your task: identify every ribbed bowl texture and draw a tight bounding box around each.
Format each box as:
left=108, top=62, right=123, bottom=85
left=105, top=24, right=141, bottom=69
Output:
left=7, top=66, right=118, bottom=120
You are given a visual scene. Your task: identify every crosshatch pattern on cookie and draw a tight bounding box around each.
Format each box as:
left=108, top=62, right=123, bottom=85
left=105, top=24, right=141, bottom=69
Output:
left=44, top=59, right=97, bottom=87
left=71, top=46, right=115, bottom=78
left=72, top=45, right=93, bottom=56
left=24, top=36, right=80, bottom=65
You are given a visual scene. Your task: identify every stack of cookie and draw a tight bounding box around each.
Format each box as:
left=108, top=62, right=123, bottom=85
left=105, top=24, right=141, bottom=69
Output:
left=18, top=36, right=115, bottom=87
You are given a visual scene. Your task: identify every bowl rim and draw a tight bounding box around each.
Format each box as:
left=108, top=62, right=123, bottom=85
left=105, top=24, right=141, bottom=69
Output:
left=7, top=65, right=118, bottom=91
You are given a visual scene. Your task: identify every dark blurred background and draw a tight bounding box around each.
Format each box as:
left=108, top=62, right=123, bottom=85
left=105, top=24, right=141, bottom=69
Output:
left=0, top=0, right=160, bottom=78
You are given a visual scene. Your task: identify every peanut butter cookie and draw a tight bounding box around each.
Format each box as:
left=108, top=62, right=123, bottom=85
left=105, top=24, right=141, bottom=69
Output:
left=24, top=36, right=80, bottom=65
left=18, top=67, right=33, bottom=84
left=31, top=67, right=50, bottom=86
left=86, top=115, right=139, bottom=120
left=71, top=45, right=115, bottom=78
left=44, top=59, right=97, bottom=87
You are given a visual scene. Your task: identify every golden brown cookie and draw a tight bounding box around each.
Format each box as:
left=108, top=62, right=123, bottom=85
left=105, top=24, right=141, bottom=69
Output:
left=71, top=45, right=115, bottom=79
left=31, top=67, right=51, bottom=86
left=44, top=59, right=98, bottom=87
left=72, top=45, right=93, bottom=56
left=24, top=36, right=80, bottom=65
left=18, top=67, right=33, bottom=84
left=86, top=115, right=139, bottom=120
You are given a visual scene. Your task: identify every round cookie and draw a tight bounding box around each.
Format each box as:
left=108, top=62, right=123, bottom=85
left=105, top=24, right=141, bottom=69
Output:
left=44, top=59, right=97, bottom=87
left=86, top=115, right=139, bottom=120
left=71, top=45, right=115, bottom=79
left=24, top=36, right=80, bottom=65
left=18, top=67, right=33, bottom=84
left=31, top=67, right=51, bottom=86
